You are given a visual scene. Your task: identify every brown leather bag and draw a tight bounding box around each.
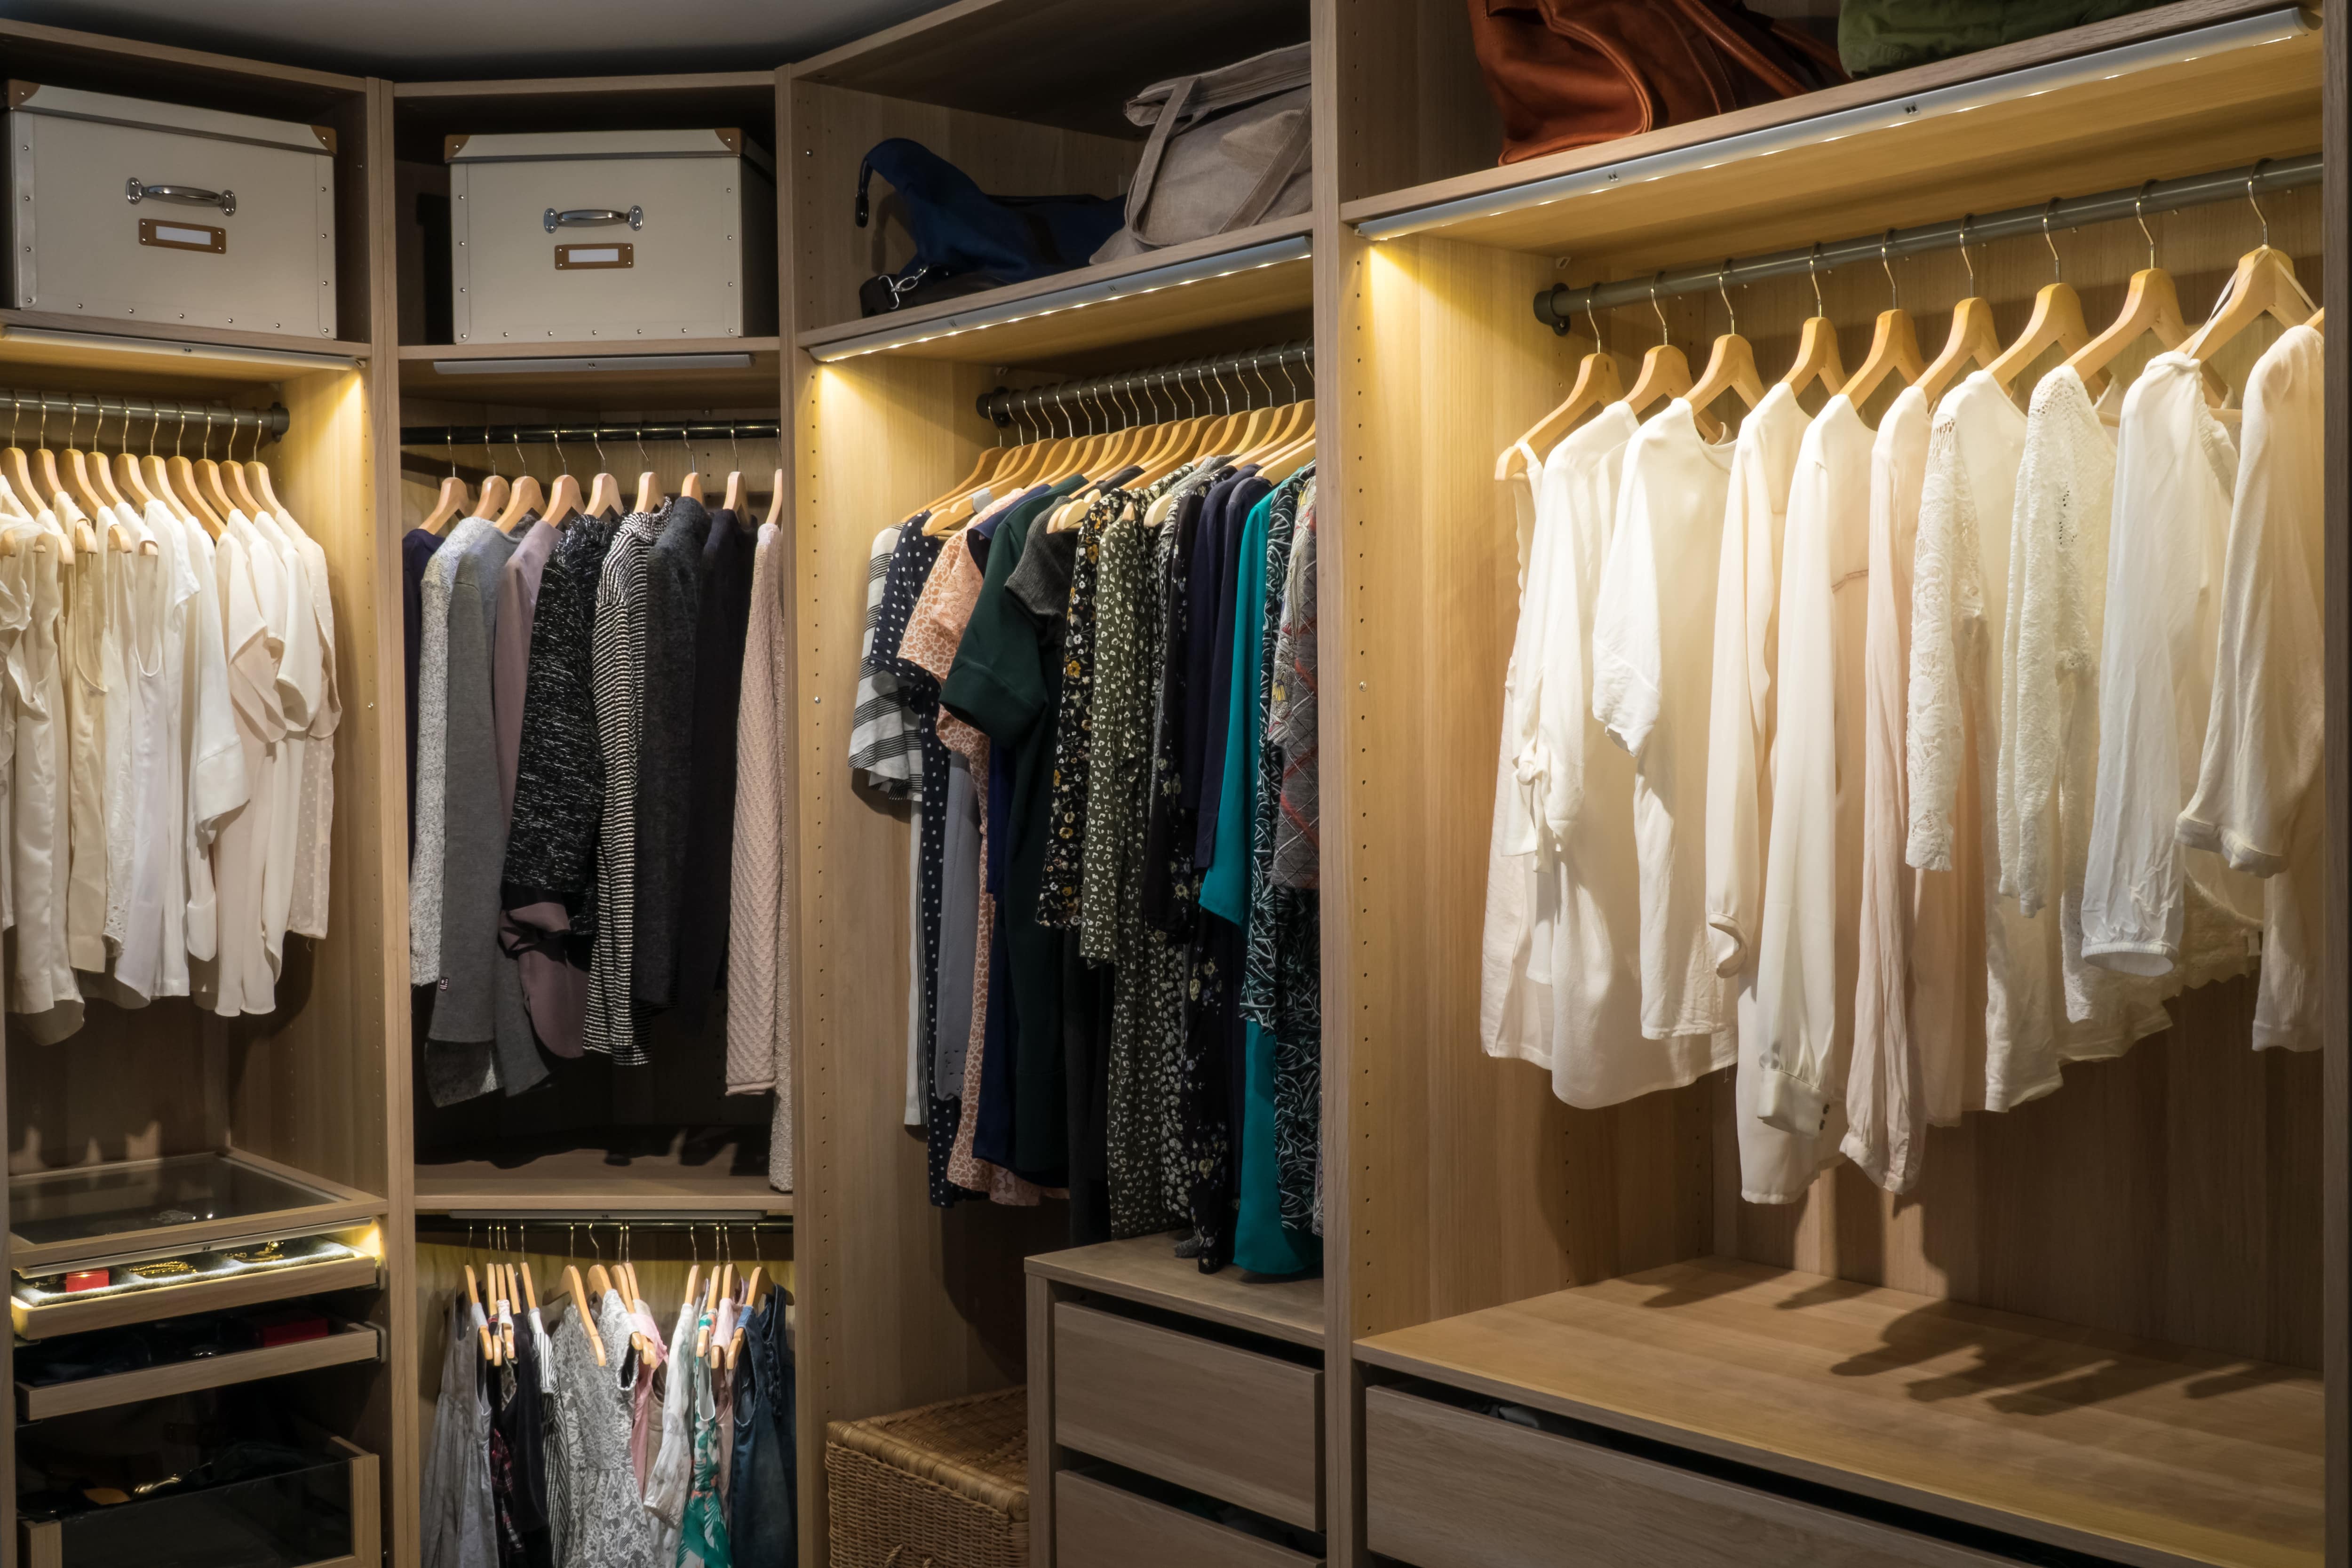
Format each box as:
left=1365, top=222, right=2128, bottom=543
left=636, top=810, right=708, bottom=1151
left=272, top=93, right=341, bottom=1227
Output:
left=1467, top=0, right=1847, bottom=165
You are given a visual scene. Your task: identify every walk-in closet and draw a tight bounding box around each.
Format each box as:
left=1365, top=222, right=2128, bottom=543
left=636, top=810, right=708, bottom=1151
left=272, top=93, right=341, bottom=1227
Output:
left=0, top=0, right=2340, bottom=1566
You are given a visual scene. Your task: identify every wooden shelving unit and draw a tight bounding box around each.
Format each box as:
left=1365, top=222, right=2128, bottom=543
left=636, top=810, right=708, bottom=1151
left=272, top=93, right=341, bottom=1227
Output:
left=1359, top=1258, right=2320, bottom=1568
left=413, top=1147, right=793, bottom=1217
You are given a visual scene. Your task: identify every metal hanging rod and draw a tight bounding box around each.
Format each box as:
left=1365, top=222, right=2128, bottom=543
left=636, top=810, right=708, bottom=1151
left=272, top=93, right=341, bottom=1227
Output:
left=1534, top=152, right=2320, bottom=333
left=977, top=340, right=1314, bottom=427
left=398, top=418, right=781, bottom=448
left=0, top=388, right=288, bottom=441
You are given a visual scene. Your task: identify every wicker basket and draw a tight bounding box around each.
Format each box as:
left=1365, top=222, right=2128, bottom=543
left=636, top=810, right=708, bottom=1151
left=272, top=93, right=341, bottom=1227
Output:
left=826, top=1386, right=1029, bottom=1568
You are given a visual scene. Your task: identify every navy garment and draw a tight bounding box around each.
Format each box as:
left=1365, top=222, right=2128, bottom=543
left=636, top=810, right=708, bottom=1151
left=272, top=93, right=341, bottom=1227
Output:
left=1179, top=473, right=1243, bottom=818
left=1195, top=473, right=1270, bottom=869
left=403, top=526, right=445, bottom=860
left=729, top=1295, right=798, bottom=1566
left=671, top=508, right=757, bottom=1032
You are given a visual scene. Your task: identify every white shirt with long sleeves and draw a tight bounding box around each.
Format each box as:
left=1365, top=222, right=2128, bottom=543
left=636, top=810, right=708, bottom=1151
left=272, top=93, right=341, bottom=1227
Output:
left=1904, top=372, right=2059, bottom=1113
left=1753, top=395, right=1875, bottom=1147
left=1481, top=437, right=1572, bottom=1068
left=2178, top=325, right=2324, bottom=1052
left=1592, top=401, right=1738, bottom=1041
left=2079, top=354, right=2265, bottom=981
left=1841, top=386, right=1949, bottom=1193
left=1694, top=385, right=1821, bottom=1200
left=1999, top=367, right=2208, bottom=1064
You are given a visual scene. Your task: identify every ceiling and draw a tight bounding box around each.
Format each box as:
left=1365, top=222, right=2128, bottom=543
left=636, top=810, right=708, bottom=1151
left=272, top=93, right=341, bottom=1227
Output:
left=0, top=0, right=958, bottom=79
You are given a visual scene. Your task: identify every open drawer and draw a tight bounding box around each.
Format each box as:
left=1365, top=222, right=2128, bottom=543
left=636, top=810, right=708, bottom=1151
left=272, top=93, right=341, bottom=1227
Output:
left=13, top=1237, right=380, bottom=1341
left=1053, top=1301, right=1322, bottom=1529
left=1057, top=1471, right=1322, bottom=1568
left=16, top=1318, right=384, bottom=1421
left=19, top=1435, right=379, bottom=1568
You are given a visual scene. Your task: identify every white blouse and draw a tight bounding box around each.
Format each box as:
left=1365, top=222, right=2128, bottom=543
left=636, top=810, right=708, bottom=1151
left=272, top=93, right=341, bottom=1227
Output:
left=1592, top=401, right=1738, bottom=1042
left=2177, top=325, right=2325, bottom=1052
left=1842, top=386, right=1944, bottom=1193
left=1754, top=394, right=1875, bottom=1150
left=2079, top=355, right=2265, bottom=983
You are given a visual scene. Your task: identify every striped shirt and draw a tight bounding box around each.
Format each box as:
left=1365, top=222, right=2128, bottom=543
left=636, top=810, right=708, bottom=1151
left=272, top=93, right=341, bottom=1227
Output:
left=849, top=518, right=923, bottom=800
left=584, top=510, right=659, bottom=1063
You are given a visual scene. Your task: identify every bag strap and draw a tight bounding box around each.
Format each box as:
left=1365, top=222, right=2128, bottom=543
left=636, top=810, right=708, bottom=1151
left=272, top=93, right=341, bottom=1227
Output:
left=1121, top=73, right=1200, bottom=242
left=1661, top=0, right=1813, bottom=99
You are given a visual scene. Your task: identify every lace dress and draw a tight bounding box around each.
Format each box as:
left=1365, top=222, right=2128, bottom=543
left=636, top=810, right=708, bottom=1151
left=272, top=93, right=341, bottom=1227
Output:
left=548, top=1292, right=665, bottom=1568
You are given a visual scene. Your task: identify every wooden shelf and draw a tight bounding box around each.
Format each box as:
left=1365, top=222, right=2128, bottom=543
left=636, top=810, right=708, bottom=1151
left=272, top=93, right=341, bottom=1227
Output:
left=1356, top=1257, right=2321, bottom=1568
left=1028, top=1233, right=1323, bottom=1349
left=13, top=1251, right=382, bottom=1342
left=389, top=72, right=780, bottom=162
left=1341, top=0, right=2319, bottom=278
left=17, top=1321, right=382, bottom=1421
left=0, top=313, right=368, bottom=395
left=397, top=339, right=782, bottom=410
left=413, top=1149, right=792, bottom=1216
left=797, top=217, right=1312, bottom=368
left=792, top=0, right=1310, bottom=140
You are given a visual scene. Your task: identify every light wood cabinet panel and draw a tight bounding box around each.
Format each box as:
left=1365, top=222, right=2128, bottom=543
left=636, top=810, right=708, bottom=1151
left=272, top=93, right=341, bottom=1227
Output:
left=1365, top=1388, right=2010, bottom=1568
left=1057, top=1472, right=1321, bottom=1568
left=1053, top=1302, right=1322, bottom=1528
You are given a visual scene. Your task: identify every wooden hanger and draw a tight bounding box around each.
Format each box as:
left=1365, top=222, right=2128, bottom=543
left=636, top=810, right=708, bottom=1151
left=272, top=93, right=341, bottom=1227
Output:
left=2179, top=246, right=2316, bottom=363
left=1841, top=308, right=1922, bottom=411
left=195, top=457, right=239, bottom=521
left=678, top=469, right=704, bottom=507
left=86, top=416, right=127, bottom=512
left=421, top=477, right=469, bottom=536
left=727, top=1265, right=765, bottom=1371
left=169, top=454, right=225, bottom=540
left=246, top=439, right=287, bottom=520
left=2308, top=307, right=2325, bottom=333
left=115, top=450, right=154, bottom=511
left=541, top=472, right=583, bottom=528
left=586, top=1261, right=612, bottom=1300
left=221, top=444, right=263, bottom=517
left=1918, top=293, right=2001, bottom=409
left=1986, top=204, right=2093, bottom=392
left=764, top=466, right=784, bottom=529
left=585, top=470, right=623, bottom=521
left=565, top=1265, right=606, bottom=1366
left=497, top=472, right=543, bottom=532
left=464, top=1265, right=494, bottom=1361
left=916, top=445, right=1004, bottom=519
left=1776, top=249, right=1847, bottom=399
left=475, top=471, right=509, bottom=523
left=1501, top=338, right=1623, bottom=480
left=633, top=469, right=660, bottom=515
left=723, top=469, right=745, bottom=516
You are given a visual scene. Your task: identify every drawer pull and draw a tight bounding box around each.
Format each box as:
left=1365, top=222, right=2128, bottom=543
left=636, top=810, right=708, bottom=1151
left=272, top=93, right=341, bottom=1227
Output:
left=544, top=205, right=644, bottom=233
left=125, top=178, right=235, bottom=217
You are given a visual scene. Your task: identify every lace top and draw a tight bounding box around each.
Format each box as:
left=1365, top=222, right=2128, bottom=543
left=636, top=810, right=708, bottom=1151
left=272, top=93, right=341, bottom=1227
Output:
left=548, top=1293, right=666, bottom=1568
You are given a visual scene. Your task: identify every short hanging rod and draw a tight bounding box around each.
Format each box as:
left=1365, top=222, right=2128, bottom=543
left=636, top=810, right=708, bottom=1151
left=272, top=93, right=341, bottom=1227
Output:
left=1533, top=152, right=2320, bottom=333
left=976, top=340, right=1313, bottom=427
left=0, top=388, right=288, bottom=443
left=423, top=1213, right=794, bottom=1228
left=397, top=418, right=781, bottom=448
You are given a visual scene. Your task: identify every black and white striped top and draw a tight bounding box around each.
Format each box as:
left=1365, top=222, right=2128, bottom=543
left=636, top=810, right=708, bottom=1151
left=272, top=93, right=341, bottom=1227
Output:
left=849, top=518, right=923, bottom=799
left=584, top=510, right=660, bottom=1064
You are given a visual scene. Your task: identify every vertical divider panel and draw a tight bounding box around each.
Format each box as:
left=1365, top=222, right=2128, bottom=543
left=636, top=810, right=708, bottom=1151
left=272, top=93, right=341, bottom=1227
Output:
left=2320, top=0, right=2349, bottom=1558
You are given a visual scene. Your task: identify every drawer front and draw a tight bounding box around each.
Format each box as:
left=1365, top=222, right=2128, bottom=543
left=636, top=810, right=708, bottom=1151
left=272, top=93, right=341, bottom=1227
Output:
left=452, top=157, right=751, bottom=342
left=1365, top=1388, right=2010, bottom=1568
left=1057, top=1472, right=1321, bottom=1568
left=12, top=108, right=334, bottom=335
left=1053, top=1302, right=1322, bottom=1528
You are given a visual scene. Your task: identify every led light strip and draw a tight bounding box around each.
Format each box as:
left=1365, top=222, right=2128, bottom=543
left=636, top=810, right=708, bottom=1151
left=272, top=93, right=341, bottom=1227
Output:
left=0, top=324, right=359, bottom=372
left=807, top=233, right=1314, bottom=362
left=1353, top=7, right=2314, bottom=243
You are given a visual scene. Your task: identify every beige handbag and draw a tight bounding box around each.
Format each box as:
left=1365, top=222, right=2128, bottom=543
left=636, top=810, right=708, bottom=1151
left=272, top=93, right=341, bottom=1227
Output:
left=1092, top=43, right=1312, bottom=264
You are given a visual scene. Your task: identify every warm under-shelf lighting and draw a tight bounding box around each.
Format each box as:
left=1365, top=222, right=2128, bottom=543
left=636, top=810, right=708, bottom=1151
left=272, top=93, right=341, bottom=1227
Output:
left=432, top=351, right=755, bottom=375
left=806, top=234, right=1315, bottom=363
left=0, top=325, right=361, bottom=372
left=1353, top=6, right=2313, bottom=241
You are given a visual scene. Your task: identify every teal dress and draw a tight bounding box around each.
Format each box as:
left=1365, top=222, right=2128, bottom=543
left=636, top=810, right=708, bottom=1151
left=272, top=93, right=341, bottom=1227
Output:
left=1206, top=490, right=1319, bottom=1278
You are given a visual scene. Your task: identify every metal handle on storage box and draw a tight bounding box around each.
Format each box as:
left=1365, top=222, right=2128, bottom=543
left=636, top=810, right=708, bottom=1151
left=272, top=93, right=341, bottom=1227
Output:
left=543, top=205, right=643, bottom=233
left=125, top=178, right=235, bottom=217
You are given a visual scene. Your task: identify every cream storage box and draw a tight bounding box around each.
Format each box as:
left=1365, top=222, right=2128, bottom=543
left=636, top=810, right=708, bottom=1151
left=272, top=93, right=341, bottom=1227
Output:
left=6, top=82, right=337, bottom=336
left=445, top=127, right=776, bottom=344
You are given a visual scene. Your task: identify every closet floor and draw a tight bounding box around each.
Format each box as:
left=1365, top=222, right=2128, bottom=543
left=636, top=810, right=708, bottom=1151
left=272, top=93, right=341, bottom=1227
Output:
left=1356, top=1256, right=2320, bottom=1568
